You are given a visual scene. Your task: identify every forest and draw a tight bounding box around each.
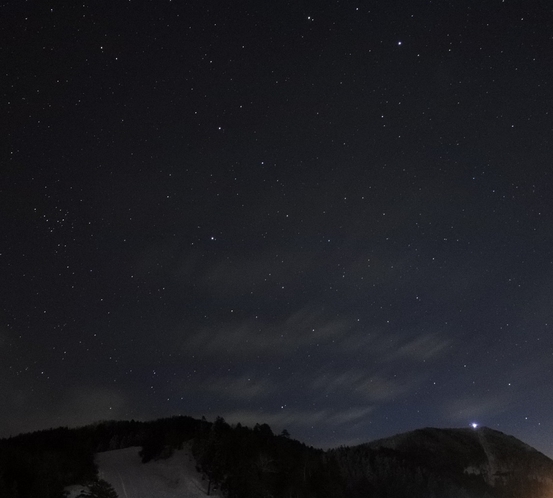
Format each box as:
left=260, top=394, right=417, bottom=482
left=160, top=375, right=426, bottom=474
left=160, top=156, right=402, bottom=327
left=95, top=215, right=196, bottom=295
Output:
left=0, top=415, right=344, bottom=498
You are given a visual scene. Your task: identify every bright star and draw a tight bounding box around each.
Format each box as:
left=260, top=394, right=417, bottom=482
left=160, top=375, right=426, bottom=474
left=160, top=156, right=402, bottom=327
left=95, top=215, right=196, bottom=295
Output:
left=471, top=423, right=478, bottom=429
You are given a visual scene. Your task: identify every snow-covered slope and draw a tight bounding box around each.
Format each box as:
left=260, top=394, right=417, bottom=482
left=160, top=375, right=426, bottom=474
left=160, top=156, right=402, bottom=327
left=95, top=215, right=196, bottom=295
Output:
left=68, top=446, right=216, bottom=498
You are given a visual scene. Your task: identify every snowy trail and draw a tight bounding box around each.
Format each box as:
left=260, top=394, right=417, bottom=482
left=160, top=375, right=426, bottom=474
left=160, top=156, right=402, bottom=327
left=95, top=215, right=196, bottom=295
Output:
left=477, top=429, right=498, bottom=485
left=116, top=470, right=129, bottom=498
left=93, top=446, right=215, bottom=498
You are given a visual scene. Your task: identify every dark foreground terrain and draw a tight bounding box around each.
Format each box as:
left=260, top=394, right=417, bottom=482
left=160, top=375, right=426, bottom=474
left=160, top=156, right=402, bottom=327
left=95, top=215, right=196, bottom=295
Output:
left=1, top=417, right=552, bottom=498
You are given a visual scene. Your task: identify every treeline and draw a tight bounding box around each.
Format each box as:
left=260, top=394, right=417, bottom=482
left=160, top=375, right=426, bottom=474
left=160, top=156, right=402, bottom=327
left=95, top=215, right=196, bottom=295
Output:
left=190, top=416, right=345, bottom=497
left=2, top=417, right=551, bottom=498
left=0, top=415, right=345, bottom=498
left=137, top=415, right=346, bottom=497
left=0, top=426, right=95, bottom=498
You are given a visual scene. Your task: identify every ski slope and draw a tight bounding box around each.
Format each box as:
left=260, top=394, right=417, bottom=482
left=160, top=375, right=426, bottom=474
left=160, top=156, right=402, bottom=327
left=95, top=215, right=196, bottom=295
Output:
left=67, top=446, right=216, bottom=498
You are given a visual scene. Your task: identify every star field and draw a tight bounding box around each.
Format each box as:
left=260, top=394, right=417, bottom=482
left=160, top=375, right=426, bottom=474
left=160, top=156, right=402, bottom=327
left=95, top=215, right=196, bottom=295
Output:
left=2, top=0, right=553, bottom=456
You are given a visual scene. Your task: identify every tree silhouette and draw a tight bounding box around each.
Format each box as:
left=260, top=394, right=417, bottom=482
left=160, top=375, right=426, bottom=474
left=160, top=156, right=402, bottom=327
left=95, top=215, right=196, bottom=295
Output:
left=78, top=479, right=118, bottom=498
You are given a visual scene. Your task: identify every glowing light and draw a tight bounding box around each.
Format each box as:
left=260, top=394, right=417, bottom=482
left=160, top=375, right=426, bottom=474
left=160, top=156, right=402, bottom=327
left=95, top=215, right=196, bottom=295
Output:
left=471, top=423, right=478, bottom=429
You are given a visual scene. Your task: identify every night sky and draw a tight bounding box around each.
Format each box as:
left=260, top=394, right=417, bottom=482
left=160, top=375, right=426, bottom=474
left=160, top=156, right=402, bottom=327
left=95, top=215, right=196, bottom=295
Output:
left=3, top=1, right=553, bottom=456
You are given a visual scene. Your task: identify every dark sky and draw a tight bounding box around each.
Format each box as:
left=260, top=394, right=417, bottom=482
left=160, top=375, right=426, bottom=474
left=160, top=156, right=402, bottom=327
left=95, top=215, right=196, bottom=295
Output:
left=3, top=0, right=553, bottom=455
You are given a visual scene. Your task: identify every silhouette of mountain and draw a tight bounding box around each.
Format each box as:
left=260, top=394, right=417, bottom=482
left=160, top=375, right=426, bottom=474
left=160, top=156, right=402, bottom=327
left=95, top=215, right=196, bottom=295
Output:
left=332, top=426, right=553, bottom=498
left=2, top=419, right=553, bottom=498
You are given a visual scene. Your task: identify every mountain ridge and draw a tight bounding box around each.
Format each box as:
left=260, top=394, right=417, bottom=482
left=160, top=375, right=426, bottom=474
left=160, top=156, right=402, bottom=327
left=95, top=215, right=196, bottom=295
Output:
left=364, top=425, right=553, bottom=484
left=331, top=425, right=553, bottom=498
left=2, top=417, right=553, bottom=498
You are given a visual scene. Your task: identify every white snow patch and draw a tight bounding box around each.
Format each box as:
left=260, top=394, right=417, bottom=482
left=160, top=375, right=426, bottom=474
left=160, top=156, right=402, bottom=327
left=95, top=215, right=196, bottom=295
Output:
left=68, top=446, right=218, bottom=498
left=66, top=484, right=90, bottom=498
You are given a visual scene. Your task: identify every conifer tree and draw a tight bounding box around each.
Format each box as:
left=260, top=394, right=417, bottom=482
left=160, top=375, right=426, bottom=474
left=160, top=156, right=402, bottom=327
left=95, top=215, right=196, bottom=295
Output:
left=78, top=479, right=118, bottom=498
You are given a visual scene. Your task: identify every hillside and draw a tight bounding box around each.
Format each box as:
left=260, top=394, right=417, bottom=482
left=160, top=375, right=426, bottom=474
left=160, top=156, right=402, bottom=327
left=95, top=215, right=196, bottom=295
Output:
left=2, top=418, right=553, bottom=498
left=332, top=426, right=553, bottom=498
left=367, top=426, right=553, bottom=486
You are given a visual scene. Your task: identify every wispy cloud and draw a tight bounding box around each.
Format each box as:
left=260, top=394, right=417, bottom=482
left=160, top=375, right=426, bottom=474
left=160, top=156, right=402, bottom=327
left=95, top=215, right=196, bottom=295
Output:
left=221, top=405, right=375, bottom=433
left=386, top=332, right=451, bottom=362
left=338, top=327, right=451, bottom=363
left=442, top=393, right=513, bottom=422
left=312, top=369, right=418, bottom=402
left=180, top=306, right=352, bottom=358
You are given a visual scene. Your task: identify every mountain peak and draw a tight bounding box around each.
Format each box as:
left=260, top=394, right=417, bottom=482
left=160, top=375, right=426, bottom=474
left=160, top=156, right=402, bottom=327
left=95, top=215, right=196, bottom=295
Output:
left=363, top=426, right=553, bottom=488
